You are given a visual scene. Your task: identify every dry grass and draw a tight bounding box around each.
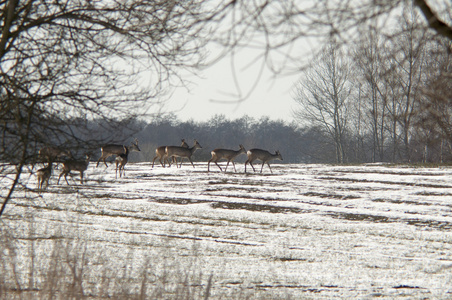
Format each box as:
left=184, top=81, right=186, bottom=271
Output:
left=0, top=216, right=287, bottom=299
left=0, top=220, right=213, bottom=299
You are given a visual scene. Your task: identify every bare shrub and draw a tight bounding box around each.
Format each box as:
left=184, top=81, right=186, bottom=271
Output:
left=0, top=219, right=217, bottom=299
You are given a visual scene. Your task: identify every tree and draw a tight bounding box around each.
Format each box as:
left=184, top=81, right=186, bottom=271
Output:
left=384, top=6, right=431, bottom=162
left=354, top=29, right=389, bottom=162
left=205, top=0, right=451, bottom=76
left=293, top=44, right=353, bottom=163
left=1, top=0, right=451, bottom=215
left=0, top=0, right=209, bottom=215
left=416, top=38, right=452, bottom=162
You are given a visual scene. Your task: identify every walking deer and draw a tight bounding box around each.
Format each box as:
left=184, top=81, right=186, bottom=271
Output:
left=208, top=144, right=246, bottom=172
left=96, top=138, right=140, bottom=168
left=245, top=149, right=283, bottom=173
left=115, top=146, right=128, bottom=178
left=58, top=154, right=91, bottom=185
left=37, top=162, right=53, bottom=191
left=152, top=139, right=189, bottom=168
left=165, top=139, right=202, bottom=168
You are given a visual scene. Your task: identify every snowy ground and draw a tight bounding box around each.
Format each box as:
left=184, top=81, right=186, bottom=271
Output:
left=2, top=162, right=452, bottom=298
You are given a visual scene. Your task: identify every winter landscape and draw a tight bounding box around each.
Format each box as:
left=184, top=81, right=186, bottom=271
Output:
left=2, top=162, right=452, bottom=299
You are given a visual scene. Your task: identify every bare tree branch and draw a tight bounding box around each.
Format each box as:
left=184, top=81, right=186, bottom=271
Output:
left=414, top=0, right=452, bottom=40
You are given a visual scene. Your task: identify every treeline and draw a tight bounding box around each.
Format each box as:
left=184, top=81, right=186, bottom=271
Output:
left=132, top=115, right=311, bottom=164
left=292, top=8, right=452, bottom=164
left=83, top=113, right=452, bottom=165
left=3, top=111, right=451, bottom=165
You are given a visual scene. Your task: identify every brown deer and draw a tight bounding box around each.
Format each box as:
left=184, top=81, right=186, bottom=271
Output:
left=152, top=139, right=189, bottom=168
left=165, top=139, right=202, bottom=168
left=37, top=162, right=53, bottom=191
left=245, top=149, right=283, bottom=173
left=96, top=138, right=140, bottom=168
left=115, top=146, right=129, bottom=178
left=58, top=154, right=91, bottom=185
left=39, top=146, right=72, bottom=162
left=208, top=144, right=246, bottom=172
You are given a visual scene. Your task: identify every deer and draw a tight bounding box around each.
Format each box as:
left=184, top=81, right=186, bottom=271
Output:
left=115, top=146, right=129, bottom=178
left=245, top=149, right=283, bottom=174
left=208, top=144, right=246, bottom=172
left=58, top=154, right=91, bottom=185
left=96, top=138, right=140, bottom=168
left=152, top=139, right=189, bottom=168
left=165, top=139, right=202, bottom=168
left=37, top=162, right=53, bottom=191
left=39, top=146, right=72, bottom=162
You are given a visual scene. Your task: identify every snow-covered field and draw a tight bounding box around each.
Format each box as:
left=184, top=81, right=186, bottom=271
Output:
left=2, top=162, right=452, bottom=298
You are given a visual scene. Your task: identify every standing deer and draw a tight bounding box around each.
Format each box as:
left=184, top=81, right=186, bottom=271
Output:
left=39, top=146, right=72, bottom=162
left=208, top=144, right=246, bottom=172
left=152, top=139, right=189, bottom=168
left=165, top=139, right=202, bottom=168
left=37, top=162, right=53, bottom=191
left=115, top=146, right=129, bottom=178
left=58, top=154, right=91, bottom=185
left=245, top=149, right=283, bottom=173
left=96, top=138, right=140, bottom=168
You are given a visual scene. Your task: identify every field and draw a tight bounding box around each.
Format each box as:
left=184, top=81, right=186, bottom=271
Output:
left=1, top=162, right=452, bottom=299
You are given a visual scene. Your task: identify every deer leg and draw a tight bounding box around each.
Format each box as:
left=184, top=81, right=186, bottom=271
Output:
left=165, top=156, right=172, bottom=167
left=189, top=158, right=195, bottom=168
left=267, top=163, right=273, bottom=173
left=152, top=156, right=157, bottom=168
left=224, top=161, right=230, bottom=172
left=231, top=161, right=237, bottom=172
left=80, top=171, right=84, bottom=184
left=96, top=157, right=103, bottom=168
left=215, top=161, right=223, bottom=172
left=260, top=162, right=265, bottom=173
left=250, top=161, right=256, bottom=172
left=57, top=172, right=64, bottom=185
left=64, top=173, right=70, bottom=185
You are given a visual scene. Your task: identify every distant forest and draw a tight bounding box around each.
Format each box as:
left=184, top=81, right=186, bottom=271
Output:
left=84, top=113, right=452, bottom=165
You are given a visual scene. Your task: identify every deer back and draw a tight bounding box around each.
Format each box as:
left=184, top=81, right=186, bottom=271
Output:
left=63, top=155, right=91, bottom=172
left=101, top=144, right=127, bottom=156
left=156, top=140, right=188, bottom=158
left=39, top=146, right=72, bottom=160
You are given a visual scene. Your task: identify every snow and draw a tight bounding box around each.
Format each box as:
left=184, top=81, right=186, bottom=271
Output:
left=2, top=162, right=452, bottom=298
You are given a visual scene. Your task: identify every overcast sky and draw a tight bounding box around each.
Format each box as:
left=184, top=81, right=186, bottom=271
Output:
left=165, top=48, right=300, bottom=123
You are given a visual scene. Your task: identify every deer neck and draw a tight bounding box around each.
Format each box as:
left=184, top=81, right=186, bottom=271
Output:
left=190, top=145, right=199, bottom=154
